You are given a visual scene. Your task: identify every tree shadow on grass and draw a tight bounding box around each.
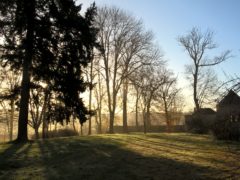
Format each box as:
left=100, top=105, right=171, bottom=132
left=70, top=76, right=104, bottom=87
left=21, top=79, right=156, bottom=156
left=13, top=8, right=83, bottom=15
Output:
left=0, top=135, right=233, bottom=179
left=0, top=142, right=33, bottom=178
left=35, top=136, right=225, bottom=180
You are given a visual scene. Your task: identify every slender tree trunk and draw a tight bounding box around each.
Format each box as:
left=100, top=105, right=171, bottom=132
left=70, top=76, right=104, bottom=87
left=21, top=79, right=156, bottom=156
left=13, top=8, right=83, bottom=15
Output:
left=9, top=99, right=14, bottom=141
left=193, top=67, right=200, bottom=112
left=105, top=67, right=114, bottom=133
left=96, top=65, right=102, bottom=134
left=42, top=119, right=48, bottom=139
left=54, top=122, right=57, bottom=131
left=88, top=59, right=93, bottom=135
left=98, top=108, right=102, bottom=134
left=122, top=79, right=128, bottom=133
left=34, top=126, right=39, bottom=139
left=95, top=110, right=102, bottom=134
left=72, top=117, right=76, bottom=132
left=163, top=96, right=171, bottom=132
left=146, top=102, right=151, bottom=127
left=80, top=124, right=83, bottom=136
left=143, top=109, right=147, bottom=134
left=135, top=89, right=139, bottom=130
left=109, top=111, right=114, bottom=133
left=16, top=0, right=35, bottom=143
left=41, top=90, right=50, bottom=139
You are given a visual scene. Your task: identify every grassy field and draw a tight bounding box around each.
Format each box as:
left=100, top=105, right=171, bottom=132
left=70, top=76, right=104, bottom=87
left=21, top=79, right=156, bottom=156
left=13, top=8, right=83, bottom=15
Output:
left=0, top=133, right=240, bottom=180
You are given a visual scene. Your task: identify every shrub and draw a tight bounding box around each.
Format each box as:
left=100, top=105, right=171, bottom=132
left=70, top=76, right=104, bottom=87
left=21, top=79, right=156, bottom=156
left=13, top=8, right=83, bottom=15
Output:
left=30, top=128, right=79, bottom=140
left=185, top=115, right=209, bottom=134
left=212, top=117, right=240, bottom=141
left=48, top=129, right=79, bottom=138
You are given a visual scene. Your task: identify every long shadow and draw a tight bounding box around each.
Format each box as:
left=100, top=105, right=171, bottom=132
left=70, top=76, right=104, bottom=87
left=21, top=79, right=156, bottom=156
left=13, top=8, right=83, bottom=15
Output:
left=1, top=136, right=236, bottom=179
left=35, top=136, right=227, bottom=180
left=0, top=141, right=33, bottom=178
left=111, top=136, right=235, bottom=168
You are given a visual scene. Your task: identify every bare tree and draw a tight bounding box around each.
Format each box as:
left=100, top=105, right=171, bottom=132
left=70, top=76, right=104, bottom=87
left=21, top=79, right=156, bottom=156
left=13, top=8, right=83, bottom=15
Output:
left=95, top=6, right=154, bottom=133
left=0, top=66, right=20, bottom=141
left=120, top=28, right=153, bottom=133
left=93, top=57, right=107, bottom=134
left=178, top=27, right=231, bottom=111
left=130, top=50, right=166, bottom=133
left=28, top=84, right=50, bottom=139
left=155, top=71, right=181, bottom=132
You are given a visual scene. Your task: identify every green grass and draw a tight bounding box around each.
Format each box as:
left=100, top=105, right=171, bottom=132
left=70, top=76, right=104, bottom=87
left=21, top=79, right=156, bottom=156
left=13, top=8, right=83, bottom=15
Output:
left=0, top=133, right=239, bottom=180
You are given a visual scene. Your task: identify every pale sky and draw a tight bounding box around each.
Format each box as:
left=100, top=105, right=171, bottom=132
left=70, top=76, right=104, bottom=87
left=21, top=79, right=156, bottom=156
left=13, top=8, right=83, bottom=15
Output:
left=79, top=0, right=240, bottom=110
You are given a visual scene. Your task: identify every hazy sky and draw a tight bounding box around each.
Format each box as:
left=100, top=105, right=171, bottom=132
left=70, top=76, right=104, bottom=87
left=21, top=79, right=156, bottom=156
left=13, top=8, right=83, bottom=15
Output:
left=79, top=0, right=240, bottom=109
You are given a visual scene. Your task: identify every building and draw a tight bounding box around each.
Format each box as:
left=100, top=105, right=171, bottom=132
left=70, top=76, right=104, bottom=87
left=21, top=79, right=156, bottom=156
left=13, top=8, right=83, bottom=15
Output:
left=217, top=90, right=240, bottom=122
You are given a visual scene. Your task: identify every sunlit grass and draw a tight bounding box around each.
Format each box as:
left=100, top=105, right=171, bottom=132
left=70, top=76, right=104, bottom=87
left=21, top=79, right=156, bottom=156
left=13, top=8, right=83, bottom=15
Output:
left=0, top=133, right=239, bottom=179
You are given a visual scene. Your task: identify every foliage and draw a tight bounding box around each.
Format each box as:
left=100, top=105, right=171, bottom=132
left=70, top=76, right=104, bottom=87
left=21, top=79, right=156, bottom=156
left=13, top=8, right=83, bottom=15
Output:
left=185, top=115, right=211, bottom=134
left=0, top=0, right=99, bottom=141
left=212, top=116, right=240, bottom=141
left=30, top=129, right=79, bottom=139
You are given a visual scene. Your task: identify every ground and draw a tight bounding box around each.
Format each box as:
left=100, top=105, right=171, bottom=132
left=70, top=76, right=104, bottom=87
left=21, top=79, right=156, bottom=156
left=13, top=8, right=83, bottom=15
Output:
left=0, top=133, right=240, bottom=180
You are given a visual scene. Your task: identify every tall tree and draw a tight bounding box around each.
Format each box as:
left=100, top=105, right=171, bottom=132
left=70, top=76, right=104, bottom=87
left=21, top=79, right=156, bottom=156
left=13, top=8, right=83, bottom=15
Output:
left=95, top=6, right=153, bottom=133
left=178, top=27, right=231, bottom=111
left=130, top=49, right=165, bottom=133
left=0, top=0, right=99, bottom=142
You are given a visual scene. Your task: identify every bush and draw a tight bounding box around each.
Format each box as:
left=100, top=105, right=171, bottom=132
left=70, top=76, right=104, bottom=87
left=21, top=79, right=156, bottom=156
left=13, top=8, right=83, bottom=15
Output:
left=48, top=129, right=79, bottom=138
left=31, top=128, right=79, bottom=140
left=212, top=117, right=240, bottom=141
left=185, top=115, right=209, bottom=134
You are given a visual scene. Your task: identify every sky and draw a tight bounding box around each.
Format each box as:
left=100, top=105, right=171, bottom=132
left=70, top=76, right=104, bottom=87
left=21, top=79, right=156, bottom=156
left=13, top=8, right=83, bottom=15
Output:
left=79, top=0, right=240, bottom=110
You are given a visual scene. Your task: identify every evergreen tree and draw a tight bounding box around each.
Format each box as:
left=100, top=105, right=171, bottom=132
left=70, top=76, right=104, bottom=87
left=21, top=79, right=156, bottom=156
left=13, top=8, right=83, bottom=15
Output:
left=0, top=0, right=98, bottom=142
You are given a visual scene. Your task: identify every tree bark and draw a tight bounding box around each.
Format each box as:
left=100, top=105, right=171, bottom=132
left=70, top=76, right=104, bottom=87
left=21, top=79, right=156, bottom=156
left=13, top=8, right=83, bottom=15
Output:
left=16, top=0, right=35, bottom=143
left=163, top=96, right=171, bottom=132
left=34, top=127, right=39, bottom=139
left=143, top=110, right=147, bottom=134
left=88, top=59, right=93, bottom=135
left=122, top=79, right=128, bottom=133
left=193, top=67, right=200, bottom=112
left=146, top=102, right=151, bottom=127
left=109, top=111, right=114, bottom=133
left=135, top=89, right=139, bottom=130
left=9, top=99, right=14, bottom=141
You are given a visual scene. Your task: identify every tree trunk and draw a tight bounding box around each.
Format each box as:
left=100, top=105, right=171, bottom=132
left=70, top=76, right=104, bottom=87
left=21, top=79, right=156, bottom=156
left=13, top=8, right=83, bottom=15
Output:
left=122, top=80, right=128, bottom=133
left=17, top=47, right=32, bottom=142
left=109, top=111, right=114, bottom=133
left=135, top=89, right=139, bottom=130
left=16, top=0, right=35, bottom=143
left=96, top=65, right=102, bottom=134
left=42, top=119, right=48, bottom=139
left=98, top=108, right=102, bottom=134
left=9, top=99, right=14, bottom=141
left=143, top=110, right=147, bottom=134
left=193, top=68, right=200, bottom=112
left=72, top=117, right=76, bottom=132
left=95, top=111, right=102, bottom=134
left=80, top=124, right=83, bottom=136
left=88, top=59, right=93, bottom=135
left=34, top=127, right=39, bottom=139
left=146, top=103, right=151, bottom=127
left=163, top=97, right=171, bottom=132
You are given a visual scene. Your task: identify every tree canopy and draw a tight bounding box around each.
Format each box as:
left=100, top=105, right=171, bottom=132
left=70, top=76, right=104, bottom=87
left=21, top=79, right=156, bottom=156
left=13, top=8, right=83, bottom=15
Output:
left=0, top=0, right=99, bottom=142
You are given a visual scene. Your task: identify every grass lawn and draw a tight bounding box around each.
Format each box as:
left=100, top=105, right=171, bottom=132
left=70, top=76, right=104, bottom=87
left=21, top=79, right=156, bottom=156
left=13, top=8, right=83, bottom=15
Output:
left=0, top=133, right=240, bottom=179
